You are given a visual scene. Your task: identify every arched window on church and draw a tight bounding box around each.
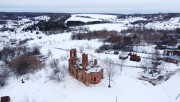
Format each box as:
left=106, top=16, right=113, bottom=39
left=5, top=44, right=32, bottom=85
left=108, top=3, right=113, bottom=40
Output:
left=94, top=77, right=96, bottom=82
left=91, top=77, right=94, bottom=81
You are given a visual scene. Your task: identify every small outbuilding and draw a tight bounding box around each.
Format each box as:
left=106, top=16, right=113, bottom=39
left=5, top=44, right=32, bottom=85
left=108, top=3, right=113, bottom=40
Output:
left=119, top=55, right=128, bottom=60
left=1, top=96, right=10, bottom=102
left=130, top=54, right=141, bottom=62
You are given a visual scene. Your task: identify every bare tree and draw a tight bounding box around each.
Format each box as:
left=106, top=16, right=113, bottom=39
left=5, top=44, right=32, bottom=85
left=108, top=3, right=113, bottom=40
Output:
left=140, top=59, right=150, bottom=74
left=103, top=58, right=116, bottom=88
left=119, top=51, right=126, bottom=76
left=49, top=70, right=66, bottom=83
left=151, top=49, right=161, bottom=76
left=158, top=61, right=168, bottom=74
left=49, top=59, right=60, bottom=73
left=47, top=49, right=52, bottom=57
left=142, top=49, right=162, bottom=77
left=0, top=68, right=9, bottom=88
left=49, top=59, right=66, bottom=83
left=76, top=26, right=90, bottom=33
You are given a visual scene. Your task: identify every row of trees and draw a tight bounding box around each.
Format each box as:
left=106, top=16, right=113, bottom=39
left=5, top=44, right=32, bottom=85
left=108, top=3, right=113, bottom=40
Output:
left=23, top=15, right=70, bottom=35
left=121, top=27, right=179, bottom=46
left=66, top=21, right=103, bottom=26
left=71, top=29, right=118, bottom=40
left=72, top=27, right=179, bottom=53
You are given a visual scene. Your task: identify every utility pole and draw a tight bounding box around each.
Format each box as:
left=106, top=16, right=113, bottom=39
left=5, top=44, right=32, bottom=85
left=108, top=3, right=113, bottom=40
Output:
left=176, top=93, right=180, bottom=100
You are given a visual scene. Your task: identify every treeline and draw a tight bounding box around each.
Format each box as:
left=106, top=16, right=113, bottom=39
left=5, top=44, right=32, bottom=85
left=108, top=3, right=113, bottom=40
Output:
left=23, top=14, right=71, bottom=35
left=71, top=27, right=180, bottom=52
left=66, top=21, right=105, bottom=26
left=71, top=30, right=118, bottom=40
left=0, top=12, right=70, bottom=20
left=71, top=30, right=134, bottom=52
left=121, top=27, right=180, bottom=46
left=117, top=13, right=180, bottom=21
left=97, top=35, right=133, bottom=52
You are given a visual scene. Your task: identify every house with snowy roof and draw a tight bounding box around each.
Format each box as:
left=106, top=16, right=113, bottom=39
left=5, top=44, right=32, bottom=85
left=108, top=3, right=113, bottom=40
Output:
left=68, top=49, right=103, bottom=85
left=167, top=55, right=180, bottom=64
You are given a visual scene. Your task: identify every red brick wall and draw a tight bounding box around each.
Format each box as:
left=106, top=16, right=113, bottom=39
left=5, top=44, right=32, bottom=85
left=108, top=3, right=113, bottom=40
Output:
left=82, top=53, right=88, bottom=70
left=69, top=49, right=103, bottom=85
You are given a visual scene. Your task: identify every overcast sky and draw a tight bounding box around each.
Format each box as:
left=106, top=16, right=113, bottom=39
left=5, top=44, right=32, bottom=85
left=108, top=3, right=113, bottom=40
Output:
left=0, top=0, right=180, bottom=13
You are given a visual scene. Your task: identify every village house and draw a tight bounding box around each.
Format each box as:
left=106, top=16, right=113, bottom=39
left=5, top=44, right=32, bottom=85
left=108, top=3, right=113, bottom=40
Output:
left=68, top=49, right=103, bottom=85
left=167, top=55, right=180, bottom=64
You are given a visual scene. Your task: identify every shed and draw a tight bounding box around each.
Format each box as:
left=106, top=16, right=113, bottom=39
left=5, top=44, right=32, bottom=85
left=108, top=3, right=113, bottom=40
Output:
left=1, top=96, right=10, bottom=102
left=130, top=54, right=141, bottom=62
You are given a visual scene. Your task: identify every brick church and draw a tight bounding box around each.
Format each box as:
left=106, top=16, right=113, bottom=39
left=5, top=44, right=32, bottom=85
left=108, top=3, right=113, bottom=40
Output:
left=68, top=49, right=103, bottom=85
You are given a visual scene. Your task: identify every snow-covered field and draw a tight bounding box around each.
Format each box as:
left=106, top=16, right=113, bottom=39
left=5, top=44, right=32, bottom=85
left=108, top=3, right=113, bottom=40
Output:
left=145, top=17, right=180, bottom=29
left=0, top=13, right=180, bottom=102
left=66, top=14, right=117, bottom=23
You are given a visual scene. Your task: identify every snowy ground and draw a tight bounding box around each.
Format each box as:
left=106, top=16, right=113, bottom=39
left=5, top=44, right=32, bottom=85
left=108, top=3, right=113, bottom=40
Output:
left=67, top=14, right=180, bottom=30
left=0, top=14, right=180, bottom=102
left=66, top=14, right=117, bottom=23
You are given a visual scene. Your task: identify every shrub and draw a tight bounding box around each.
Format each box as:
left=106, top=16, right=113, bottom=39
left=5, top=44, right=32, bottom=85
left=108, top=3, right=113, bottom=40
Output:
left=0, top=46, right=28, bottom=62
left=10, top=54, right=43, bottom=76
left=0, top=71, right=8, bottom=88
left=0, top=76, right=7, bottom=88
left=31, top=46, right=40, bottom=55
